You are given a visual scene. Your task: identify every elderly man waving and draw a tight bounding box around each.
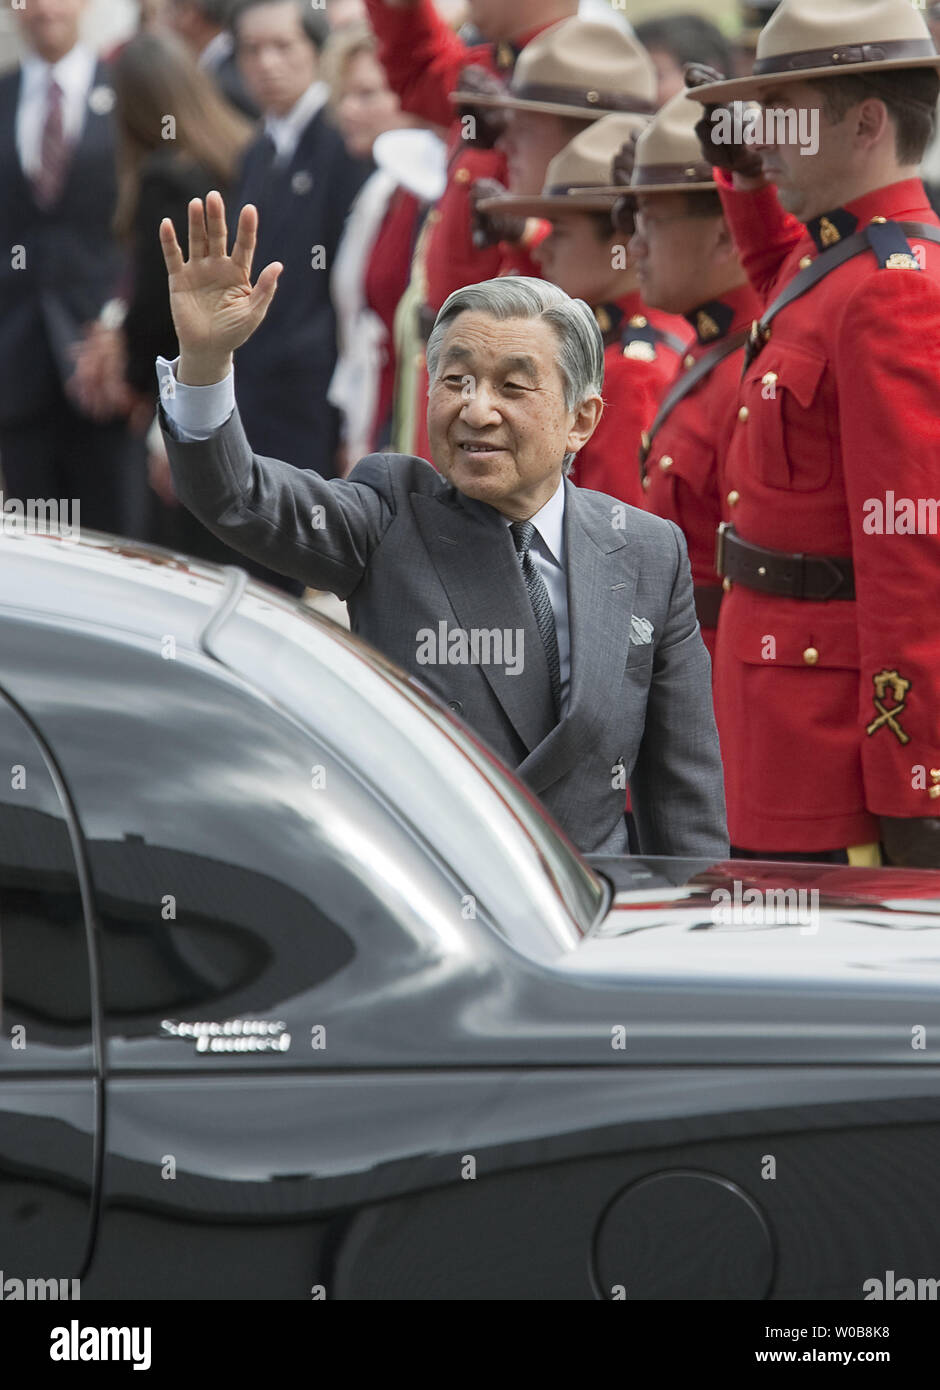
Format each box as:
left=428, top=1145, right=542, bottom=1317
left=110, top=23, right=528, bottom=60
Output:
left=155, top=193, right=727, bottom=859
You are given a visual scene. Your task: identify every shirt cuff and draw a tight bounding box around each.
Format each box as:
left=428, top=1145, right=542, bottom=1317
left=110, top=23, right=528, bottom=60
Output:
left=155, top=355, right=235, bottom=441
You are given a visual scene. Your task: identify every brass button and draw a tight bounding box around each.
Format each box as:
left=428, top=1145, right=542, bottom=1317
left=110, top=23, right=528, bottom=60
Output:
left=931, top=768, right=940, bottom=780
left=803, top=646, right=819, bottom=665
left=658, top=454, right=673, bottom=470
left=930, top=785, right=940, bottom=800
left=628, top=314, right=648, bottom=328
left=454, top=167, right=471, bottom=184
left=870, top=216, right=887, bottom=223
left=799, top=255, right=813, bottom=269
left=683, top=353, right=695, bottom=369
left=738, top=405, right=749, bottom=422
left=586, top=90, right=599, bottom=103
left=761, top=371, right=777, bottom=386
left=722, top=577, right=733, bottom=593
left=726, top=489, right=740, bottom=507
left=641, top=473, right=651, bottom=491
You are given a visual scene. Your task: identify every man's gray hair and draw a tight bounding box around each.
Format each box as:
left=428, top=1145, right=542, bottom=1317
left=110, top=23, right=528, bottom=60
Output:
left=426, top=277, right=604, bottom=472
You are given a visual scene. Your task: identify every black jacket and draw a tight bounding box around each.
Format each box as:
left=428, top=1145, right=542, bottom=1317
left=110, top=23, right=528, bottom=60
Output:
left=0, top=58, right=124, bottom=427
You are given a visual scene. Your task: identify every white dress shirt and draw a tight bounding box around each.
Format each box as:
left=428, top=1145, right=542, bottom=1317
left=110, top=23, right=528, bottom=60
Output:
left=155, top=355, right=573, bottom=714
left=263, top=80, right=329, bottom=167
left=16, top=43, right=98, bottom=182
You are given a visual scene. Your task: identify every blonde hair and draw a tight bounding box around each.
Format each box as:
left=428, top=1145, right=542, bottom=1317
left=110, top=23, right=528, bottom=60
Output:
left=322, top=21, right=380, bottom=111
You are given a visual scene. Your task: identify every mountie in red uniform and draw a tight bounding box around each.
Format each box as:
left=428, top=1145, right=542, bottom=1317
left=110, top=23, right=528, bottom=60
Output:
left=639, top=283, right=760, bottom=660
left=570, top=293, right=688, bottom=508
left=363, top=0, right=550, bottom=313
left=714, top=173, right=940, bottom=855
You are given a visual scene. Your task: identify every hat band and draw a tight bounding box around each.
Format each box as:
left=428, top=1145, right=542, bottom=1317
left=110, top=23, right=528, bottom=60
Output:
left=510, top=81, right=655, bottom=113
left=632, top=160, right=715, bottom=186
left=753, top=37, right=937, bottom=77
left=545, top=181, right=615, bottom=196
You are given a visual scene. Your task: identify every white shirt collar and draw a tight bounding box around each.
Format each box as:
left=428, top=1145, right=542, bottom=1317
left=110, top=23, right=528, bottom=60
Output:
left=20, top=41, right=96, bottom=98
left=506, top=475, right=566, bottom=566
left=263, top=80, right=329, bottom=160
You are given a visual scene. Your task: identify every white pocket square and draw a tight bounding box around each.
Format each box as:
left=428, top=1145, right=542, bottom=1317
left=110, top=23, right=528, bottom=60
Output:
left=630, top=616, right=654, bottom=646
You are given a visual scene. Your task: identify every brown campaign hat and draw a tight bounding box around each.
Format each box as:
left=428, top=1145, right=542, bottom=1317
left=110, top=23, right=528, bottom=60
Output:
left=687, top=0, right=940, bottom=104
left=451, top=18, right=657, bottom=120
left=580, top=89, right=717, bottom=198
left=476, top=113, right=650, bottom=219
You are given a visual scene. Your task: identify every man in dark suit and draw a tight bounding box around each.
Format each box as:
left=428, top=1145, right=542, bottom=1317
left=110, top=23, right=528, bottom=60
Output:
left=153, top=194, right=728, bottom=859
left=0, top=0, right=141, bottom=536
left=228, top=0, right=370, bottom=480
left=167, top=0, right=260, bottom=119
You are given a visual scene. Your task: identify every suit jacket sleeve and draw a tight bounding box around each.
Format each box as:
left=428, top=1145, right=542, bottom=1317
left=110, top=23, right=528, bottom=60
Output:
left=363, top=0, right=472, bottom=128
left=159, top=402, right=396, bottom=597
left=629, top=521, right=729, bottom=859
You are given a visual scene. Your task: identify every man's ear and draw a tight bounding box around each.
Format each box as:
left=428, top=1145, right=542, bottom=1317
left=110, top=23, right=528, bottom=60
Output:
left=566, top=393, right=604, bottom=455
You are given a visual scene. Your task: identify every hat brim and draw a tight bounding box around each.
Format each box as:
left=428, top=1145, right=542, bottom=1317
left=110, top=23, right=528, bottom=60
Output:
left=450, top=88, right=632, bottom=120
left=580, top=180, right=718, bottom=196
left=685, top=55, right=940, bottom=105
left=477, top=191, right=619, bottom=218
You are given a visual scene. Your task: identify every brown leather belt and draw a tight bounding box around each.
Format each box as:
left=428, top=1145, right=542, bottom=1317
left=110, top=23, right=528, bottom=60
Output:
left=716, top=524, right=855, bottom=601
left=694, top=584, right=723, bottom=629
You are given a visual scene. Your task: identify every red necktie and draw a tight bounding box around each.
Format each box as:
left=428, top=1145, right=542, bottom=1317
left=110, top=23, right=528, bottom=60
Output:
left=33, top=77, right=68, bottom=209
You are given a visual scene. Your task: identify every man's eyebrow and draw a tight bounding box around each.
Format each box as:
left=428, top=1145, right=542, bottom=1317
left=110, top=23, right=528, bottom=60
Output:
left=499, top=354, right=539, bottom=380
left=439, top=346, right=541, bottom=380
left=440, top=345, right=474, bottom=365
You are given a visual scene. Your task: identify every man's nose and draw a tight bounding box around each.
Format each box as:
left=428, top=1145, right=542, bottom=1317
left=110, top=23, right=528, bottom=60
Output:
left=459, top=381, right=500, bottom=425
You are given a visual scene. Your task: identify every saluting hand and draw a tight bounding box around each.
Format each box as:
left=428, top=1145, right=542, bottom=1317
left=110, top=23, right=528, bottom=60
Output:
left=683, top=63, right=765, bottom=182
left=159, top=191, right=283, bottom=385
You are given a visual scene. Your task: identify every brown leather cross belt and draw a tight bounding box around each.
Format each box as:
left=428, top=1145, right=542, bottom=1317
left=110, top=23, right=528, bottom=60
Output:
left=716, top=524, right=855, bottom=601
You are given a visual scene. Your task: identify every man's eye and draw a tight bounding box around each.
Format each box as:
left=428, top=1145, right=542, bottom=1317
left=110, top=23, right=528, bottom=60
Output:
left=503, top=382, right=526, bottom=392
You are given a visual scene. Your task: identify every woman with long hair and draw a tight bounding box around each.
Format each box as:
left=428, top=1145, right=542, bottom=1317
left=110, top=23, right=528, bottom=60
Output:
left=72, top=30, right=258, bottom=559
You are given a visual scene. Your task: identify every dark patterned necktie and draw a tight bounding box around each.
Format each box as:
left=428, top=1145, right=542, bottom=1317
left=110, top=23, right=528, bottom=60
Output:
left=510, top=520, right=562, bottom=719
left=33, top=77, right=68, bottom=209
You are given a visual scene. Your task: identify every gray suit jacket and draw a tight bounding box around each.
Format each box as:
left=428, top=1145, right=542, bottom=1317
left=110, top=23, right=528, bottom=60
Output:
left=161, top=405, right=728, bottom=860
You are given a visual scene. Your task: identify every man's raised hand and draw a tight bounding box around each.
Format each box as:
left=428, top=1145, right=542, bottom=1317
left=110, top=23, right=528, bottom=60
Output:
left=159, top=191, right=282, bottom=385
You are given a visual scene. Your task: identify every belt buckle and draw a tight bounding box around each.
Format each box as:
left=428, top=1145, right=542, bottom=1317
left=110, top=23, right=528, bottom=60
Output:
left=715, top=521, right=731, bottom=578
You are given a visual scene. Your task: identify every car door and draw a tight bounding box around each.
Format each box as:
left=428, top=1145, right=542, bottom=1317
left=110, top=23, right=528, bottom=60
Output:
left=0, top=687, right=98, bottom=1286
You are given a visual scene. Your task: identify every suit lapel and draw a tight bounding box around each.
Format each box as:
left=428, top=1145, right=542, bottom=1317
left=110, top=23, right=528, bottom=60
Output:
left=517, top=479, right=636, bottom=794
left=0, top=67, right=31, bottom=197
left=253, top=107, right=326, bottom=253
left=412, top=491, right=557, bottom=752
left=58, top=61, right=114, bottom=206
